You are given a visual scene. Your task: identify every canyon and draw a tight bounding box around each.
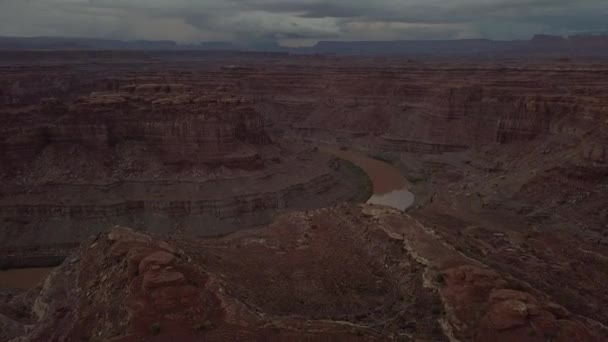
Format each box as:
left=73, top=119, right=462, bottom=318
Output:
left=0, top=66, right=368, bottom=265
left=0, top=51, right=607, bottom=341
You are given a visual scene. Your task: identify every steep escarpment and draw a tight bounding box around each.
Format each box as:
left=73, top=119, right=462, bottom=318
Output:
left=6, top=59, right=601, bottom=160
left=0, top=78, right=365, bottom=260
left=1, top=90, right=269, bottom=166
left=236, top=63, right=608, bottom=156
left=0, top=158, right=361, bottom=248
left=6, top=59, right=606, bottom=159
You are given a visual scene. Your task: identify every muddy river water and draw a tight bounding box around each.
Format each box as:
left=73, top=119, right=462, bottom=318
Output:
left=323, top=147, right=415, bottom=211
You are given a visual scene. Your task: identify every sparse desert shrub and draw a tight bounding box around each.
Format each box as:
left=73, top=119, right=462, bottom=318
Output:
left=524, top=230, right=539, bottom=240
left=435, top=273, right=446, bottom=285
left=431, top=303, right=444, bottom=315
left=370, top=153, right=396, bottom=165
left=408, top=175, right=428, bottom=184
left=194, top=320, right=213, bottom=331
left=150, top=323, right=161, bottom=335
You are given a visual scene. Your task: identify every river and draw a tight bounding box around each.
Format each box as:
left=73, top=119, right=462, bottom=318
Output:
left=0, top=148, right=413, bottom=289
left=323, top=147, right=415, bottom=211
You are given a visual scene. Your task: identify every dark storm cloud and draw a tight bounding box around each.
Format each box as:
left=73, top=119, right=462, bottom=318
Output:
left=305, top=0, right=573, bottom=20
left=0, top=0, right=606, bottom=45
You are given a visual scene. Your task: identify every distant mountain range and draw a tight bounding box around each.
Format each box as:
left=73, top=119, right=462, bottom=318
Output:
left=0, top=36, right=179, bottom=50
left=1, top=34, right=608, bottom=57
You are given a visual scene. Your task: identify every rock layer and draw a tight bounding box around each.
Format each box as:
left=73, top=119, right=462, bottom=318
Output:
left=2, top=206, right=605, bottom=341
left=0, top=68, right=368, bottom=256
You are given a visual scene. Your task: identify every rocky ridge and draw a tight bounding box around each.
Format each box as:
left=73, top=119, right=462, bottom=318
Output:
left=2, top=205, right=605, bottom=341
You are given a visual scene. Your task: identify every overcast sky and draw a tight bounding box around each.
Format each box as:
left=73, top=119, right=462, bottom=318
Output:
left=0, top=0, right=606, bottom=46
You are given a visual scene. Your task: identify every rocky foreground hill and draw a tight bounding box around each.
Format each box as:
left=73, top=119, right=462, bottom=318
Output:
left=2, top=205, right=606, bottom=341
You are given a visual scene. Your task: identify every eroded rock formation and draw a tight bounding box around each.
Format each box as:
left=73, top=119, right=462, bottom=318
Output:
left=2, top=206, right=605, bottom=341
left=0, top=73, right=366, bottom=258
left=1, top=53, right=608, bottom=341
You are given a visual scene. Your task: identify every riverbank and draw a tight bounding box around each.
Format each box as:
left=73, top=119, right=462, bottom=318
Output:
left=0, top=267, right=54, bottom=289
left=0, top=146, right=413, bottom=290
left=364, top=150, right=435, bottom=210
left=337, top=159, right=373, bottom=203
left=321, top=146, right=416, bottom=211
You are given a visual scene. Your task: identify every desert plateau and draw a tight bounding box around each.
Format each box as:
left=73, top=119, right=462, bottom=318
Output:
left=0, top=47, right=607, bottom=342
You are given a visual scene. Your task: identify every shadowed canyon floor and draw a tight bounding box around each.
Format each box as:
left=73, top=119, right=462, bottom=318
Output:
left=1, top=52, right=608, bottom=341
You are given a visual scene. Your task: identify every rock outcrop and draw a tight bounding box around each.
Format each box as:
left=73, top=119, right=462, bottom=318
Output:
left=233, top=62, right=608, bottom=156
left=0, top=74, right=367, bottom=256
left=2, top=205, right=605, bottom=341
left=1, top=89, right=269, bottom=167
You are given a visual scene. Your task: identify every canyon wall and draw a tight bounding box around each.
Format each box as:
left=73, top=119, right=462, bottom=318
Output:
left=0, top=71, right=367, bottom=256
left=1, top=88, right=270, bottom=167
left=2, top=55, right=607, bottom=265
left=4, top=59, right=606, bottom=160
left=238, top=64, right=608, bottom=156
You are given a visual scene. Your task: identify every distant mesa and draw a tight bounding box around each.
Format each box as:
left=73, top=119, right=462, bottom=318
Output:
left=1, top=34, right=608, bottom=56
left=531, top=34, right=567, bottom=44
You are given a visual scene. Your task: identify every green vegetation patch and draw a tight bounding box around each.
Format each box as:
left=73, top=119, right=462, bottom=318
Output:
left=370, top=153, right=397, bottom=165
left=149, top=323, right=161, bottom=335
left=338, top=159, right=373, bottom=203
left=407, top=175, right=428, bottom=185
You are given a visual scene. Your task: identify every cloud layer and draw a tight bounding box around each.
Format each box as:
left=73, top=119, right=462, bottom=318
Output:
left=0, top=0, right=606, bottom=46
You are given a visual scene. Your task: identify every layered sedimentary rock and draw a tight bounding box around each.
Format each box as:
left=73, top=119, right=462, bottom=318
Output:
left=1, top=51, right=608, bottom=342
left=0, top=159, right=360, bottom=248
left=243, top=64, right=608, bottom=156
left=0, top=74, right=365, bottom=259
left=2, top=88, right=269, bottom=166
left=6, top=57, right=606, bottom=158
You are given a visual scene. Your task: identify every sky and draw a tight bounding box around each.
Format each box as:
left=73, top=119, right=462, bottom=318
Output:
left=0, top=0, right=606, bottom=47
